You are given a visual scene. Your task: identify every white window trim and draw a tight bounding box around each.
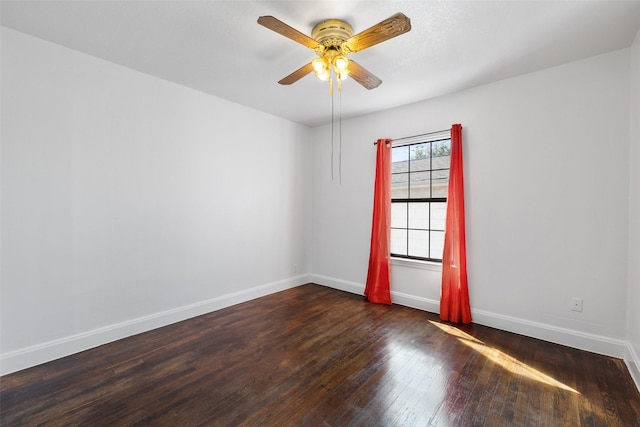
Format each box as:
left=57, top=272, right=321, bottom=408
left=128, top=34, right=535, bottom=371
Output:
left=391, top=256, right=442, bottom=271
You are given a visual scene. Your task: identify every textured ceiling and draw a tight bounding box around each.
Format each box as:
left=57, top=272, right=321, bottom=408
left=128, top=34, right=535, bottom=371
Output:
left=2, top=1, right=640, bottom=127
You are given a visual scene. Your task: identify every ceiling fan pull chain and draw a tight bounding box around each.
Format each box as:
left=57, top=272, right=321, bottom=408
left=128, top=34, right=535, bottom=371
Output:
left=339, top=89, right=342, bottom=184
left=331, top=90, right=334, bottom=180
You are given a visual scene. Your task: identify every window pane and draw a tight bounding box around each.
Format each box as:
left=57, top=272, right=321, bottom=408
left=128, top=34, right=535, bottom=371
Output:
left=391, top=203, right=407, bottom=228
left=410, top=157, right=431, bottom=173
left=392, top=146, right=409, bottom=174
left=431, top=202, right=446, bottom=231
left=432, top=154, right=450, bottom=170
left=408, top=229, right=429, bottom=258
left=432, top=169, right=449, bottom=198
left=430, top=230, right=445, bottom=260
left=410, top=142, right=430, bottom=162
left=432, top=140, right=451, bottom=159
left=410, top=171, right=430, bottom=198
left=408, top=202, right=428, bottom=229
left=392, top=173, right=409, bottom=198
left=390, top=228, right=407, bottom=255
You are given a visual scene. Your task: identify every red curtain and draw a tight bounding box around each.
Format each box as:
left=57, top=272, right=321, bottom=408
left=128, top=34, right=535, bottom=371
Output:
left=365, top=138, right=392, bottom=305
left=440, top=124, right=472, bottom=323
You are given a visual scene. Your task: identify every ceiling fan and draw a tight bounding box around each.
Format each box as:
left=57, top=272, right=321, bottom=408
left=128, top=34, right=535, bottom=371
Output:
left=257, top=13, right=411, bottom=92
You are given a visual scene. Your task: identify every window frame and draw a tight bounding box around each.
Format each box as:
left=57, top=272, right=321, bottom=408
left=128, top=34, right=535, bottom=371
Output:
left=390, top=135, right=451, bottom=263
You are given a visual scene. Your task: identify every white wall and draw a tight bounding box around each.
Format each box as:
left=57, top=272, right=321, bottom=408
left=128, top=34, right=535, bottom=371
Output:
left=628, top=28, right=640, bottom=387
left=311, top=49, right=631, bottom=357
left=1, top=24, right=636, bottom=379
left=0, top=27, right=312, bottom=374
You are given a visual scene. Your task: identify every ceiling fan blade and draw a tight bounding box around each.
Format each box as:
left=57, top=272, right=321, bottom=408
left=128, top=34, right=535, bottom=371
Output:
left=278, top=62, right=314, bottom=85
left=343, top=13, right=411, bottom=53
left=258, top=16, right=321, bottom=50
left=348, top=60, right=382, bottom=90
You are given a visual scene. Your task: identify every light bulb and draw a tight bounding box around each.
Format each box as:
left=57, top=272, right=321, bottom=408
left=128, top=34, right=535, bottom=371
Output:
left=333, top=55, right=349, bottom=72
left=312, top=57, right=326, bottom=73
left=316, top=69, right=330, bottom=81
left=339, top=70, right=349, bottom=81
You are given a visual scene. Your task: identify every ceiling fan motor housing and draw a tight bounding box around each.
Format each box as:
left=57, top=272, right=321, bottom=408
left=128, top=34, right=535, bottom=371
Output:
left=312, top=19, right=353, bottom=48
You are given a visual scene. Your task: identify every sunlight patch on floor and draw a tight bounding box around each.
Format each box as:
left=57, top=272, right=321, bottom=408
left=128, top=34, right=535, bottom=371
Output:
left=430, top=321, right=580, bottom=394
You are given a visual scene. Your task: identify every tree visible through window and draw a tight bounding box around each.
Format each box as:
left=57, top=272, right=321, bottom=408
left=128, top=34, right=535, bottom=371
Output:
left=390, top=138, right=451, bottom=262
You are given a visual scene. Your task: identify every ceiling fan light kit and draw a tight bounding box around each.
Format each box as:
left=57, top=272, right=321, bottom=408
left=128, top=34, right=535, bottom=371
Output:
left=257, top=13, right=411, bottom=94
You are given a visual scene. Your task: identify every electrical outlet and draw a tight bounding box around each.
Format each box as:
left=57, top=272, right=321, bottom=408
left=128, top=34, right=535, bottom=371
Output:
left=571, top=297, right=583, bottom=312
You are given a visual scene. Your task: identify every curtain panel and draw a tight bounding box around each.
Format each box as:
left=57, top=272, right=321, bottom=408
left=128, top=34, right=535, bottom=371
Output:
left=365, top=138, right=392, bottom=305
left=440, top=124, right=472, bottom=323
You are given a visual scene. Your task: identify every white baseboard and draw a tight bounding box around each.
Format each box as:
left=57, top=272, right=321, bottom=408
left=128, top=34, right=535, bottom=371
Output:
left=310, top=274, right=365, bottom=295
left=311, top=274, right=629, bottom=359
left=310, top=273, right=442, bottom=313
left=389, top=291, right=440, bottom=313
left=470, top=308, right=628, bottom=359
left=626, top=342, right=640, bottom=391
left=0, top=274, right=311, bottom=376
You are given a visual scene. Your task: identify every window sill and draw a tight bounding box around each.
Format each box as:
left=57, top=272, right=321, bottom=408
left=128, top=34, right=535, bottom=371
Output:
left=390, top=257, right=442, bottom=271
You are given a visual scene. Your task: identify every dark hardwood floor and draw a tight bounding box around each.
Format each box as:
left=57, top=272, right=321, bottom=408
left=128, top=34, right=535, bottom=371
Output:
left=1, top=284, right=639, bottom=426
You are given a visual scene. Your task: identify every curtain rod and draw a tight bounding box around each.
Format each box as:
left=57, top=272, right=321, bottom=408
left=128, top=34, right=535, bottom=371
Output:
left=373, top=128, right=451, bottom=145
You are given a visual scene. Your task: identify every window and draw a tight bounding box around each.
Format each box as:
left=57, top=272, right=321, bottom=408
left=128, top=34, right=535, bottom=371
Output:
left=390, top=136, right=451, bottom=262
